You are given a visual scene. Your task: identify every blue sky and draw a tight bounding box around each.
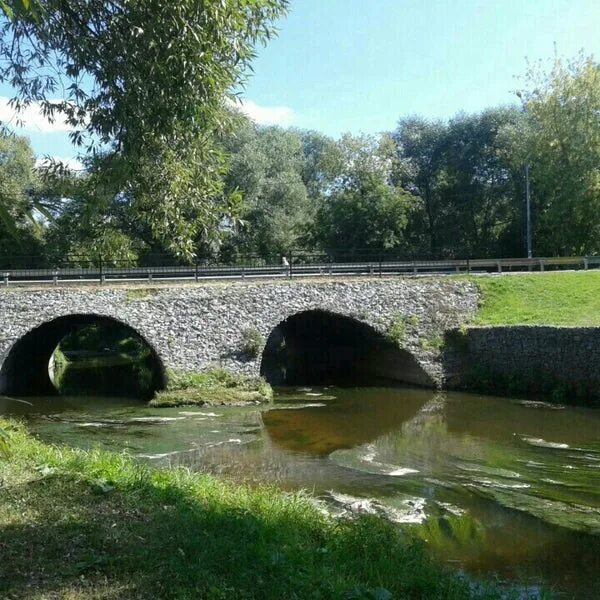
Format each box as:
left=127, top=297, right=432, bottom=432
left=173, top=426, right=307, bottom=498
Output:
left=2, top=0, right=599, bottom=162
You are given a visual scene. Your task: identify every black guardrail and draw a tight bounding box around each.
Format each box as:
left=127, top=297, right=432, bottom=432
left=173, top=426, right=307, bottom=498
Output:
left=1, top=254, right=599, bottom=285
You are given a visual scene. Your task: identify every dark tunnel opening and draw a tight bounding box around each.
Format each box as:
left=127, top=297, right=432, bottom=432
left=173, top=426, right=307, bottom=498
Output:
left=260, top=310, right=434, bottom=388
left=0, top=315, right=166, bottom=399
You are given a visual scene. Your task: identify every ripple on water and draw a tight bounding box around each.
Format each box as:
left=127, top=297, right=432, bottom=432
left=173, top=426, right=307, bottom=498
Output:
left=519, top=436, right=570, bottom=449
left=325, top=491, right=427, bottom=524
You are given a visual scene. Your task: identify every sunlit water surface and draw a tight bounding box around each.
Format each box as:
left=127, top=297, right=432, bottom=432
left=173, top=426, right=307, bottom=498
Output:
left=2, top=387, right=600, bottom=598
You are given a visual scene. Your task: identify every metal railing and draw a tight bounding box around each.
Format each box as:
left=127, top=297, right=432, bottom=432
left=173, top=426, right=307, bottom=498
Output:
left=1, top=252, right=599, bottom=286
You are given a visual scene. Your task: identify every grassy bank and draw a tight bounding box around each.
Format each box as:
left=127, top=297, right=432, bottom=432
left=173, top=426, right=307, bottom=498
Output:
left=471, top=271, right=600, bottom=326
left=0, top=418, right=523, bottom=600
left=150, top=368, right=273, bottom=407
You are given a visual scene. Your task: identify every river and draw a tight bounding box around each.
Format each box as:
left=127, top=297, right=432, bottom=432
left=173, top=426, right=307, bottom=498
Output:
left=1, top=386, right=599, bottom=598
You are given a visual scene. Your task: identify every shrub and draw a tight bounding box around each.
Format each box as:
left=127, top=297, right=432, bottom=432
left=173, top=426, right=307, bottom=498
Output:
left=240, top=326, right=264, bottom=357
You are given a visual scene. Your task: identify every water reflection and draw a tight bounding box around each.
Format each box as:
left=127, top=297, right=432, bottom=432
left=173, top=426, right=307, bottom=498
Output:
left=2, top=386, right=600, bottom=598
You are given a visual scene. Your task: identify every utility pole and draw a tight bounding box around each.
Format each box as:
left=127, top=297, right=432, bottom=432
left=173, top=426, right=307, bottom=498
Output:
left=525, top=164, right=532, bottom=258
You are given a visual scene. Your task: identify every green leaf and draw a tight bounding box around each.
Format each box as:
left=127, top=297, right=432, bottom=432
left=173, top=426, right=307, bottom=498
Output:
left=0, top=1, right=14, bottom=19
left=0, top=427, right=10, bottom=458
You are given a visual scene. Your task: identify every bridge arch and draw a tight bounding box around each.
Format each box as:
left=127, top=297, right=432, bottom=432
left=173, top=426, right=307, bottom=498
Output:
left=259, top=309, right=434, bottom=387
left=0, top=314, right=167, bottom=398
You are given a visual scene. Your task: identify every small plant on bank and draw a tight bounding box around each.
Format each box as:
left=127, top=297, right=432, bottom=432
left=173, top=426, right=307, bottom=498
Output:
left=0, top=426, right=9, bottom=457
left=240, top=326, right=264, bottom=358
left=386, top=315, right=408, bottom=348
left=420, top=335, right=445, bottom=352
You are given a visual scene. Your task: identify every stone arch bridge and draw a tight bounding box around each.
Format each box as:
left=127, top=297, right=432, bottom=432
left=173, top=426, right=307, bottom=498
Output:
left=0, top=279, right=480, bottom=396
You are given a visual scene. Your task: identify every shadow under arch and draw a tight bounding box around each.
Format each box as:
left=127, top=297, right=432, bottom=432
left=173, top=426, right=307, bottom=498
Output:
left=260, top=309, right=434, bottom=387
left=0, top=314, right=167, bottom=398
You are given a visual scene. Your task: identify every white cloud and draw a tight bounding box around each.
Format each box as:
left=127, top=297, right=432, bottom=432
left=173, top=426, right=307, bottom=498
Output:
left=231, top=98, right=295, bottom=126
left=0, top=97, right=75, bottom=133
left=35, top=156, right=84, bottom=172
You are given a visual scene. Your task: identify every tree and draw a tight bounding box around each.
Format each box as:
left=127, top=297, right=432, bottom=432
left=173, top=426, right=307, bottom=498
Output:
left=0, top=133, right=44, bottom=257
left=394, top=109, right=528, bottom=258
left=222, top=123, right=316, bottom=257
left=42, top=169, right=141, bottom=264
left=393, top=118, right=449, bottom=255
left=440, top=107, right=526, bottom=257
left=315, top=176, right=413, bottom=255
left=517, top=55, right=600, bottom=255
left=0, top=0, right=288, bottom=257
left=314, top=134, right=414, bottom=255
left=299, top=130, right=344, bottom=198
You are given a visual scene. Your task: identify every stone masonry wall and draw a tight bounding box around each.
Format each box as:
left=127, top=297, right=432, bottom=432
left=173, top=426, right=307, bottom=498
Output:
left=0, top=278, right=480, bottom=388
left=444, top=326, right=600, bottom=402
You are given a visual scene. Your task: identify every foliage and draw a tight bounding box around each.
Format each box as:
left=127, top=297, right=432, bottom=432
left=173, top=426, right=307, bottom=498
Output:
left=0, top=426, right=9, bottom=457
left=471, top=271, right=600, bottom=326
left=313, top=133, right=414, bottom=255
left=315, top=174, right=413, bottom=254
left=386, top=315, right=408, bottom=348
left=393, top=108, right=526, bottom=258
left=0, top=133, right=46, bottom=254
left=0, top=417, right=528, bottom=599
left=42, top=166, right=144, bottom=263
left=222, top=123, right=318, bottom=257
left=2, top=47, right=600, bottom=263
left=240, top=326, right=265, bottom=357
left=0, top=0, right=289, bottom=257
left=420, top=335, right=444, bottom=352
left=517, top=54, right=600, bottom=255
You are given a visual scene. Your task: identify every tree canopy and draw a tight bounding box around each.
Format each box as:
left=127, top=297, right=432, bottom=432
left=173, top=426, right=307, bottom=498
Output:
left=518, top=55, right=600, bottom=255
left=0, top=44, right=599, bottom=264
left=0, top=0, right=289, bottom=257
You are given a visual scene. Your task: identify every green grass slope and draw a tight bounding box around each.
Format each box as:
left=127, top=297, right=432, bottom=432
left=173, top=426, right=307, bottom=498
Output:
left=471, top=271, right=600, bottom=326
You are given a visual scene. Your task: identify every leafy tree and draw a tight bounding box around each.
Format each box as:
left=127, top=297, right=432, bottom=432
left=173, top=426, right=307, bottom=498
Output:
left=314, top=134, right=414, bottom=255
left=440, top=107, right=526, bottom=257
left=0, top=133, right=44, bottom=257
left=315, top=176, right=413, bottom=255
left=517, top=55, right=600, bottom=255
left=0, top=0, right=289, bottom=258
left=393, top=117, right=449, bottom=255
left=300, top=130, right=344, bottom=198
left=222, top=123, right=315, bottom=257
left=394, top=110, right=527, bottom=258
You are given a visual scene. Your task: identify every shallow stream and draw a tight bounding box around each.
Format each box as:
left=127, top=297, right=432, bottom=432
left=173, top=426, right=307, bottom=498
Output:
left=2, top=387, right=599, bottom=598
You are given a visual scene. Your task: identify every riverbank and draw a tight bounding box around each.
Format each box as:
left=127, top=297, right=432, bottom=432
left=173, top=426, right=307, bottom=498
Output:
left=0, top=417, right=528, bottom=600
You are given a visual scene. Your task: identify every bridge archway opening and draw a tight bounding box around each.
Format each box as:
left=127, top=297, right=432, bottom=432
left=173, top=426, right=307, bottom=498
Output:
left=260, top=310, right=433, bottom=387
left=0, top=315, right=166, bottom=399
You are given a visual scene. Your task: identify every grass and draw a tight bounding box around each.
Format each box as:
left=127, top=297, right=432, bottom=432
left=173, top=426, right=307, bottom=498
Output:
left=124, top=288, right=159, bottom=302
left=150, top=368, right=273, bottom=407
left=0, top=418, right=532, bottom=600
left=471, top=271, right=600, bottom=326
